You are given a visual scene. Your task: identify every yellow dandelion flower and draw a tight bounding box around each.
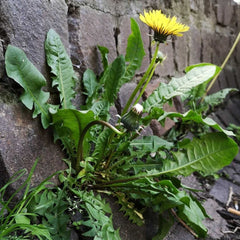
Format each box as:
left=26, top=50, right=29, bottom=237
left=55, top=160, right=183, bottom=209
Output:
left=140, top=10, right=189, bottom=43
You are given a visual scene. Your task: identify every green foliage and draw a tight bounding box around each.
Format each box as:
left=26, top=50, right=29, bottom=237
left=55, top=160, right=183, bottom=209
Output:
left=119, top=18, right=145, bottom=86
left=97, top=45, right=109, bottom=71
left=4, top=16, right=239, bottom=240
left=200, top=88, right=238, bottom=113
left=228, top=123, right=240, bottom=143
left=115, top=192, right=145, bottom=226
left=158, top=110, right=235, bottom=136
left=28, top=188, right=70, bottom=240
left=0, top=159, right=58, bottom=239
left=163, top=132, right=238, bottom=176
left=52, top=109, right=95, bottom=156
left=102, top=55, right=126, bottom=104
left=45, top=29, right=76, bottom=109
left=5, top=45, right=50, bottom=129
left=70, top=189, right=121, bottom=240
left=143, top=64, right=217, bottom=112
left=82, top=69, right=99, bottom=104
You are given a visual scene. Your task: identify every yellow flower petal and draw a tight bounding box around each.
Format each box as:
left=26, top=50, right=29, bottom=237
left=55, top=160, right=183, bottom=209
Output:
left=140, top=9, right=189, bottom=43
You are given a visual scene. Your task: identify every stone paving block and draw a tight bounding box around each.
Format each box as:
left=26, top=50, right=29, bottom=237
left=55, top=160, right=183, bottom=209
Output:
left=209, top=178, right=240, bottom=204
left=221, top=159, right=240, bottom=185
left=0, top=0, right=69, bottom=190
left=203, top=199, right=228, bottom=239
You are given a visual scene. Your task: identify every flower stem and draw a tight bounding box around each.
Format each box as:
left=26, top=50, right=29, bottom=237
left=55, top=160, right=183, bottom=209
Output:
left=121, top=42, right=160, bottom=115
left=75, top=120, right=124, bottom=173
left=201, top=32, right=240, bottom=102
left=133, top=62, right=160, bottom=105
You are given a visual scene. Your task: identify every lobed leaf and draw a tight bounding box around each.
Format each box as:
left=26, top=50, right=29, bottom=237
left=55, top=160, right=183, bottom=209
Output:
left=130, top=135, right=173, bottom=152
left=201, top=88, right=238, bottom=112
left=158, top=110, right=235, bottom=136
left=116, top=192, right=144, bottom=226
left=45, top=29, right=75, bottom=109
left=71, top=189, right=121, bottom=240
left=5, top=45, right=50, bottom=128
left=162, top=132, right=238, bottom=176
left=143, top=65, right=217, bottom=112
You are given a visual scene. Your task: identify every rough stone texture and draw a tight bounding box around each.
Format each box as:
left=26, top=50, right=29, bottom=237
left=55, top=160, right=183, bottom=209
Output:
left=203, top=199, right=228, bottom=239
left=0, top=100, right=66, bottom=189
left=76, top=6, right=117, bottom=76
left=155, top=42, right=175, bottom=77
left=0, top=0, right=239, bottom=239
left=215, top=0, right=234, bottom=26
left=0, top=0, right=69, bottom=189
left=209, top=179, right=240, bottom=205
left=118, top=82, right=140, bottom=110
left=0, top=0, right=69, bottom=82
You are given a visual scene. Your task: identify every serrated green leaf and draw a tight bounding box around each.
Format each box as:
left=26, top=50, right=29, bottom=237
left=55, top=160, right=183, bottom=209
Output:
left=143, top=65, right=217, bottom=112
left=45, top=29, right=75, bottom=109
left=92, top=128, right=112, bottom=165
left=182, top=63, right=221, bottom=102
left=119, top=18, right=145, bottom=86
left=158, top=110, right=235, bottom=136
left=5, top=45, right=50, bottom=128
left=162, top=132, right=238, bottom=176
left=102, top=55, right=125, bottom=103
left=201, top=88, right=238, bottom=112
left=116, top=192, right=144, bottom=226
left=131, top=136, right=173, bottom=152
left=142, top=107, right=164, bottom=125
left=70, top=190, right=120, bottom=239
left=90, top=100, right=110, bottom=119
left=177, top=196, right=207, bottom=237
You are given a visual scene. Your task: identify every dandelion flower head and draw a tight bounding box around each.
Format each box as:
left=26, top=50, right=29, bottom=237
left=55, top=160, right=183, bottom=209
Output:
left=140, top=10, right=189, bottom=43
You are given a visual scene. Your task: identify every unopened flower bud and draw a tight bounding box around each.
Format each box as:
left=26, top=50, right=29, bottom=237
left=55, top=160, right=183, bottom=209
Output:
left=156, top=51, right=166, bottom=64
left=121, top=104, right=143, bottom=131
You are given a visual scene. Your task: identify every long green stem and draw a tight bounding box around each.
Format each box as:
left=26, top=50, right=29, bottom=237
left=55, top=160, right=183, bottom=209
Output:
left=121, top=42, right=160, bottom=115
left=134, top=62, right=160, bottom=105
left=75, top=120, right=124, bottom=173
left=201, top=32, right=240, bottom=102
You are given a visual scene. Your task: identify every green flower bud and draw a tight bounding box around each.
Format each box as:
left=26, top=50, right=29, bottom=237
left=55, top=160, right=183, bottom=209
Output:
left=121, top=103, right=143, bottom=131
